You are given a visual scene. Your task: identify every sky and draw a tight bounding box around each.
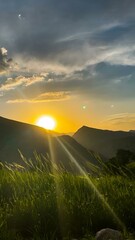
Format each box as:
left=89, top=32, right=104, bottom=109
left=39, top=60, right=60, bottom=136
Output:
left=0, top=0, right=135, bottom=132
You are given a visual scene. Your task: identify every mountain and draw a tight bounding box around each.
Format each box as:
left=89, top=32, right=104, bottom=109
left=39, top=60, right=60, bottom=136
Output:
left=0, top=116, right=49, bottom=164
left=73, top=126, right=135, bottom=159
left=0, top=117, right=98, bottom=173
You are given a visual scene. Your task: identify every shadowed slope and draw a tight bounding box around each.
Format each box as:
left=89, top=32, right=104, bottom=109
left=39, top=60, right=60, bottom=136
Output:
left=73, top=126, right=135, bottom=159
left=0, top=116, right=49, bottom=164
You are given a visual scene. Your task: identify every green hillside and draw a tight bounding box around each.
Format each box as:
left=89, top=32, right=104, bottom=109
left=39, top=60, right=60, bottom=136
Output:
left=0, top=163, right=134, bottom=240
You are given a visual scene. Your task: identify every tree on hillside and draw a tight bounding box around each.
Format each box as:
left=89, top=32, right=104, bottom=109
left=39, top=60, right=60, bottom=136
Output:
left=104, top=149, right=135, bottom=174
left=116, top=149, right=135, bottom=166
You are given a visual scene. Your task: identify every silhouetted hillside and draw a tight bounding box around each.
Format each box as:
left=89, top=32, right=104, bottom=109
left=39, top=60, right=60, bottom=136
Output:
left=0, top=117, right=98, bottom=173
left=73, top=126, right=135, bottom=158
left=0, top=116, right=49, bottom=164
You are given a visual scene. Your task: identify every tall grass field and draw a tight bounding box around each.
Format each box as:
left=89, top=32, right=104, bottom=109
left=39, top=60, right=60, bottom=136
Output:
left=0, top=159, right=135, bottom=240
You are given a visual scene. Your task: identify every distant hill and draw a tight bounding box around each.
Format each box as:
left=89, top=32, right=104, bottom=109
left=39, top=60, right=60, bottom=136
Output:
left=73, top=126, right=135, bottom=159
left=0, top=117, right=98, bottom=173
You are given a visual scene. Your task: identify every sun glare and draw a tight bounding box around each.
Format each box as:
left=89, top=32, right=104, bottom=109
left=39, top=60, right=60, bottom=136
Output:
left=36, top=116, right=56, bottom=130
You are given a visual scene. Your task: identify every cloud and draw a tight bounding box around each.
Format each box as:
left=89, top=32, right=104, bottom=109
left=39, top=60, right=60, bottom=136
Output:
left=0, top=77, right=25, bottom=91
left=1, top=0, right=135, bottom=69
left=105, top=113, right=135, bottom=122
left=0, top=61, right=135, bottom=103
left=24, top=75, right=44, bottom=86
left=34, top=91, right=70, bottom=102
left=0, top=74, right=44, bottom=92
left=1, top=0, right=135, bottom=103
left=0, top=47, right=10, bottom=73
left=103, top=113, right=135, bottom=130
left=7, top=91, right=70, bottom=103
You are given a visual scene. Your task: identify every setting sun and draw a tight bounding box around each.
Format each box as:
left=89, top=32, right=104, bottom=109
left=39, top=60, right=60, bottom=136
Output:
left=36, top=116, right=56, bottom=130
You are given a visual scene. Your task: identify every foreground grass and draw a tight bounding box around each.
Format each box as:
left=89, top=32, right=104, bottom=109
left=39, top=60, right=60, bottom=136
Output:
left=0, top=168, right=135, bottom=239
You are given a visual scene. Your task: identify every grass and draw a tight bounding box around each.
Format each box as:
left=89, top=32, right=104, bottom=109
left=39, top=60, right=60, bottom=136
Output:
left=0, top=159, right=135, bottom=239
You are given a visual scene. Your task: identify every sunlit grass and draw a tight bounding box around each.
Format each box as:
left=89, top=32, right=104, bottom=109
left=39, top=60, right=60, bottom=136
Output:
left=0, top=158, right=135, bottom=239
left=56, top=137, right=125, bottom=232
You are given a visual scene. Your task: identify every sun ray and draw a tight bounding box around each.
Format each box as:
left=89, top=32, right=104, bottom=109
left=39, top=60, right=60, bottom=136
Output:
left=56, top=136, right=126, bottom=232
left=47, top=133, right=66, bottom=238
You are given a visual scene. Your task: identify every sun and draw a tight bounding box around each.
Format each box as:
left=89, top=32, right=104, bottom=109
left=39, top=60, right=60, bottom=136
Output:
left=36, top=115, right=56, bottom=130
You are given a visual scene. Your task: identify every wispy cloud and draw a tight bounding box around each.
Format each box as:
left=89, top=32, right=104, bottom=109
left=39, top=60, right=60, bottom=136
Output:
left=7, top=91, right=71, bottom=103
left=0, top=77, right=25, bottom=91
left=102, top=113, right=135, bottom=130
left=0, top=74, right=44, bottom=92
left=105, top=113, right=135, bottom=124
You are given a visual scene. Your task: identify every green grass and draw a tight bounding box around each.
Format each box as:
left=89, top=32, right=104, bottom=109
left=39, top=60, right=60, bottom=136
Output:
left=0, top=162, right=135, bottom=239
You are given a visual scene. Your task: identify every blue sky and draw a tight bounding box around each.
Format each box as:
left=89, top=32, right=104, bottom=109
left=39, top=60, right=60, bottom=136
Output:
left=0, top=0, right=135, bottom=132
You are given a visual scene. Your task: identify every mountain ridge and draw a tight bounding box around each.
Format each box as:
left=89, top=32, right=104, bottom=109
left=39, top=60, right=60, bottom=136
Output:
left=73, top=125, right=135, bottom=158
left=76, top=125, right=135, bottom=134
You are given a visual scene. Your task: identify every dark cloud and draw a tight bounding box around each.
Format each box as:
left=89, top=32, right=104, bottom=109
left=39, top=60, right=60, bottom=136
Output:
left=94, top=62, right=135, bottom=78
left=91, top=21, right=135, bottom=47
left=1, top=0, right=135, bottom=63
left=1, top=0, right=135, bottom=103
left=1, top=62, right=135, bottom=103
